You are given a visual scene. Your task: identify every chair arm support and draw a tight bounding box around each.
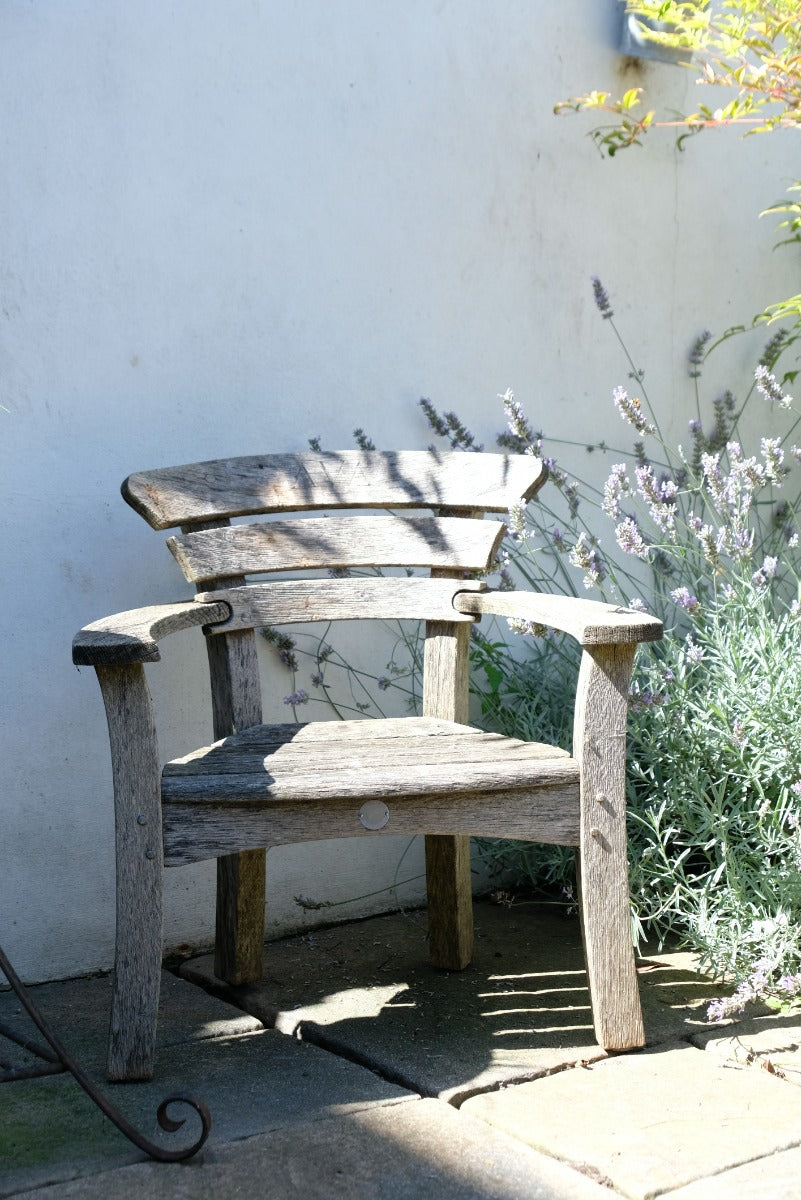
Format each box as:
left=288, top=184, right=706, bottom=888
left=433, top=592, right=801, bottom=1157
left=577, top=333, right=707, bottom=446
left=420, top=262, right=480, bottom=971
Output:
left=73, top=600, right=231, bottom=666
left=452, top=589, right=662, bottom=647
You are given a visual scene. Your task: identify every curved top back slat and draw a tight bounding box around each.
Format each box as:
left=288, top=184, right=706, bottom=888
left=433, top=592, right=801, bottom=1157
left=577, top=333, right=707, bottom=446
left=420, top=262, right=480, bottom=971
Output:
left=168, top=515, right=505, bottom=583
left=122, top=450, right=546, bottom=530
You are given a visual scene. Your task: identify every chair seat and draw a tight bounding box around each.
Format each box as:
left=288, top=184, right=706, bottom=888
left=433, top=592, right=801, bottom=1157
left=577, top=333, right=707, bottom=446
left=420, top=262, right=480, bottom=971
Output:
left=160, top=717, right=581, bottom=865
left=163, top=716, right=579, bottom=801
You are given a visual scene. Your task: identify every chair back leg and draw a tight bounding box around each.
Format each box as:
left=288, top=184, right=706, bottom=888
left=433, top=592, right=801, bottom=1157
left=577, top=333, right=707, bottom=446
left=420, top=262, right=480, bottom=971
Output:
left=204, top=628, right=267, bottom=984
left=422, top=618, right=474, bottom=969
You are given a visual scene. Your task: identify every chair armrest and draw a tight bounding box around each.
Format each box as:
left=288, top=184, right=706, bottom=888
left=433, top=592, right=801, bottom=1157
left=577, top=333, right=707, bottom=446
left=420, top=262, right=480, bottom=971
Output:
left=73, top=600, right=231, bottom=666
left=452, top=589, right=662, bottom=647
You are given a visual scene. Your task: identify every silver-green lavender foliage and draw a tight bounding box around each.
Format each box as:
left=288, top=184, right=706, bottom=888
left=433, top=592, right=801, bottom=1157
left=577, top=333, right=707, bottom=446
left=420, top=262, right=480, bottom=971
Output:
left=274, top=281, right=801, bottom=1012
left=422, top=280, right=801, bottom=1010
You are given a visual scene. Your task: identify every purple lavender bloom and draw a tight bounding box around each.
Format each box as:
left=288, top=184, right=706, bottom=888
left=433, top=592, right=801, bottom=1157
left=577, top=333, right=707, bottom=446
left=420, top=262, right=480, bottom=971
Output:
left=603, top=463, right=629, bottom=519
left=283, top=689, right=309, bottom=706
left=671, top=586, right=700, bottom=614
left=755, top=364, right=793, bottom=410
left=613, top=386, right=655, bottom=436
left=502, top=389, right=534, bottom=447
left=685, top=639, right=704, bottom=664
left=688, top=330, right=712, bottom=376
left=591, top=276, right=613, bottom=319
left=761, top=437, right=785, bottom=483
left=377, top=676, right=391, bottom=691
left=615, top=516, right=648, bottom=559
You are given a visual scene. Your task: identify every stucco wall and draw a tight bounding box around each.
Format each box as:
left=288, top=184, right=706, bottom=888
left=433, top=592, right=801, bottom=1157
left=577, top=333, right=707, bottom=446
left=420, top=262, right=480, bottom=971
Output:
left=2, top=0, right=797, bottom=980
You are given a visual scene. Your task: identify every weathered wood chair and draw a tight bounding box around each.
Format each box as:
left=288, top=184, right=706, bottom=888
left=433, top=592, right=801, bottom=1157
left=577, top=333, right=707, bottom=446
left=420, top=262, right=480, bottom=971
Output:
left=73, top=450, right=661, bottom=1081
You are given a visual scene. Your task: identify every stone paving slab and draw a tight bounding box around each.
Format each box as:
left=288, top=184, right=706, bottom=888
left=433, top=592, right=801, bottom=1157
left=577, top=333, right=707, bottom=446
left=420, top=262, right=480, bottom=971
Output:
left=15, top=1098, right=616, bottom=1200
left=462, top=1039, right=801, bottom=1200
left=181, top=902, right=606, bottom=1102
left=692, top=1011, right=801, bottom=1085
left=0, top=972, right=411, bottom=1198
left=635, top=946, right=735, bottom=1041
left=181, top=901, right=728, bottom=1102
left=660, top=1144, right=801, bottom=1200
left=0, top=970, right=262, bottom=1074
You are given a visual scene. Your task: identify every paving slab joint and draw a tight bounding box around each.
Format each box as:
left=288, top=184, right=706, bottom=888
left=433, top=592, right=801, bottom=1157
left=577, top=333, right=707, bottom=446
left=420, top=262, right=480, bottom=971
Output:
left=298, top=1020, right=431, bottom=1099
left=447, top=1054, right=607, bottom=1109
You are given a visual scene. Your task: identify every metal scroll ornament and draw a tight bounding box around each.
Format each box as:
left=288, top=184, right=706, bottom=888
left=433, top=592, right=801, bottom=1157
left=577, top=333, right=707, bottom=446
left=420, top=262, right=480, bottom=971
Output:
left=0, top=942, right=211, bottom=1162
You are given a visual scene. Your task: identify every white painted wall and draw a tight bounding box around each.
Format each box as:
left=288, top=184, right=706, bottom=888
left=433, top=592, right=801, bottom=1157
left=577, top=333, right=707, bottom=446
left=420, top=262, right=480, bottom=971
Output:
left=2, top=0, right=797, bottom=980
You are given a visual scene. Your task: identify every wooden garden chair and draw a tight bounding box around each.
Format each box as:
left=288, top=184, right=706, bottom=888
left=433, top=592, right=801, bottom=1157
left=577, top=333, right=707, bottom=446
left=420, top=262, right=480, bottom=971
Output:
left=73, top=450, right=662, bottom=1081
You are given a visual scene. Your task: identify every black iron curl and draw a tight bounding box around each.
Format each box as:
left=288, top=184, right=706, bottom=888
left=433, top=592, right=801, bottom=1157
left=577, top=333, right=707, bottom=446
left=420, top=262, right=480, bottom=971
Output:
left=0, top=941, right=211, bottom=1162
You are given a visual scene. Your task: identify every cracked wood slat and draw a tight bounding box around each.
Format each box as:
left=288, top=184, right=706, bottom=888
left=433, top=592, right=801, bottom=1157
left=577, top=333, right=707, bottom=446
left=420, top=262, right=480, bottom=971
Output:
left=163, top=784, right=581, bottom=866
left=193, top=715, right=474, bottom=744
left=453, top=590, right=663, bottom=646
left=161, top=746, right=579, bottom=801
left=164, top=728, right=571, bottom=774
left=123, top=450, right=547, bottom=529
left=73, top=600, right=230, bottom=665
left=573, top=643, right=645, bottom=1051
left=167, top=515, right=505, bottom=584
left=196, top=577, right=483, bottom=629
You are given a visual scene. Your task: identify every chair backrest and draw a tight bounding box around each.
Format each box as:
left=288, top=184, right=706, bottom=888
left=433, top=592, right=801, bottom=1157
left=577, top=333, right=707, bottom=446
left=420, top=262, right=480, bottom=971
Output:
left=123, top=450, right=546, bottom=731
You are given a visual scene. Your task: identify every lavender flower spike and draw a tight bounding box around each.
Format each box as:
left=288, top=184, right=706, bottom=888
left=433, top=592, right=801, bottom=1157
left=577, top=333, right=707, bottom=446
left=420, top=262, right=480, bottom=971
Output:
left=688, top=330, right=712, bottom=377
left=591, top=276, right=613, bottom=319
left=613, top=385, right=655, bottom=437
left=615, top=516, right=648, bottom=559
left=501, top=389, right=534, bottom=447
left=671, top=586, right=699, bottom=614
left=755, top=364, right=793, bottom=410
left=602, top=463, right=629, bottom=519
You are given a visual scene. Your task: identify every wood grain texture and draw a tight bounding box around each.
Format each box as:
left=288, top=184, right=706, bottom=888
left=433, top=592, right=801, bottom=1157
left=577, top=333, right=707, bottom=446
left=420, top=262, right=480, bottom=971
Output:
left=204, top=624, right=266, bottom=985
left=196, top=577, right=483, bottom=630
left=165, top=728, right=569, bottom=774
left=423, top=529, right=476, bottom=969
left=573, top=644, right=645, bottom=1051
left=161, top=721, right=579, bottom=801
left=96, top=664, right=163, bottom=1081
left=72, top=600, right=230, bottom=666
left=453, top=590, right=663, bottom=646
left=93, top=448, right=651, bottom=1075
left=163, top=784, right=580, bottom=865
left=187, top=522, right=269, bottom=988
left=168, top=515, right=505, bottom=583
left=123, top=450, right=547, bottom=529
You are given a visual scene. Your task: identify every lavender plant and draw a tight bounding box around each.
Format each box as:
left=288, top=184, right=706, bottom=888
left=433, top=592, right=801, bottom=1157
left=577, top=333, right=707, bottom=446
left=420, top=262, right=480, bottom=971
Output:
left=263, top=281, right=801, bottom=1014
left=420, top=280, right=801, bottom=1015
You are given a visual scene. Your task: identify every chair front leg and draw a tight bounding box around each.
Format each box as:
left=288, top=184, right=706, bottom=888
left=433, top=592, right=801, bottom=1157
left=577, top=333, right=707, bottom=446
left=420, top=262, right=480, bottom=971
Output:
left=96, top=664, right=163, bottom=1081
left=573, top=644, right=645, bottom=1051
